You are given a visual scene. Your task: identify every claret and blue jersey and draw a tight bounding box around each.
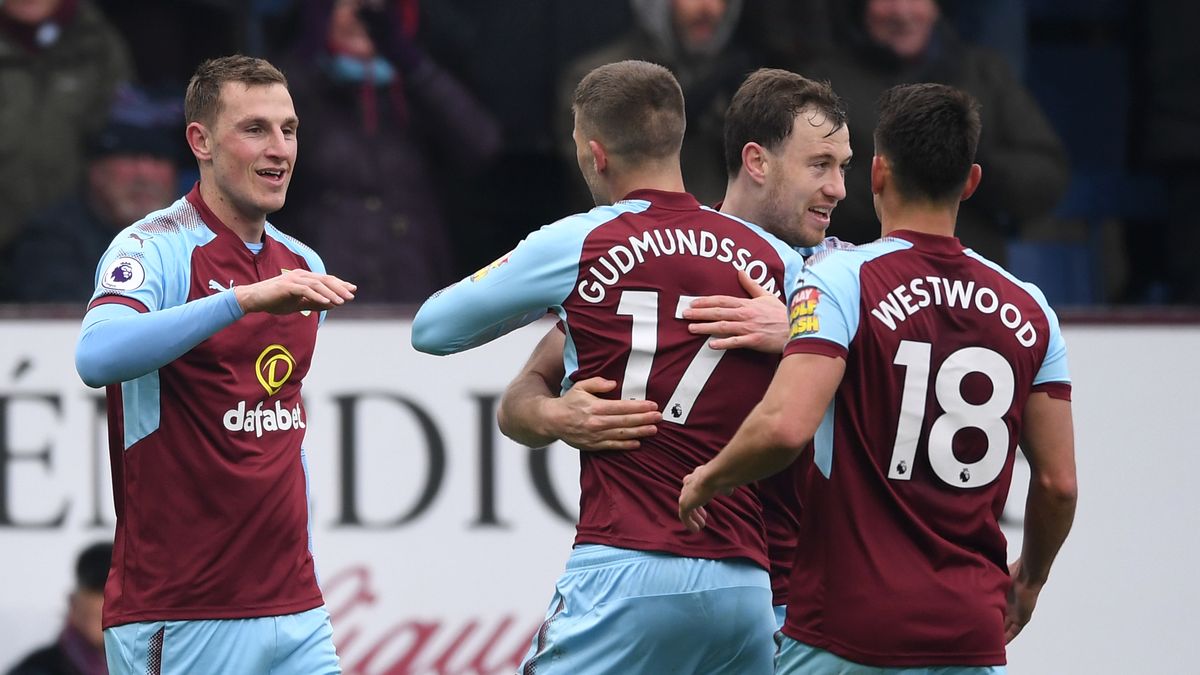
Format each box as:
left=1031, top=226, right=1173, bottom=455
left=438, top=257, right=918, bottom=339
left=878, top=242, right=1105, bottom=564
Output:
left=781, top=229, right=1071, bottom=667
left=82, top=185, right=327, bottom=628
left=414, top=189, right=807, bottom=569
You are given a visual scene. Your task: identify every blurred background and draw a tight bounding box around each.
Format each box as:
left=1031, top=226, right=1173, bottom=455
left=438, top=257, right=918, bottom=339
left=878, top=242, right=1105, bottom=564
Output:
left=0, top=0, right=1198, bottom=309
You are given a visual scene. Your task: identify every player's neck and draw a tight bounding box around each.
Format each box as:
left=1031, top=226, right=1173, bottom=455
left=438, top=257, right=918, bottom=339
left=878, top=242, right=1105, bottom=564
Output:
left=198, top=179, right=267, bottom=244
left=605, top=164, right=685, bottom=203
left=878, top=198, right=960, bottom=239
left=719, top=178, right=753, bottom=223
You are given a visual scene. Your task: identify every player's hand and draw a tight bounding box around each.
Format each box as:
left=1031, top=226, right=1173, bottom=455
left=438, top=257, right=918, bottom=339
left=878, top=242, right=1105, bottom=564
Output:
left=679, top=464, right=725, bottom=532
left=234, top=269, right=357, bottom=315
left=543, top=377, right=661, bottom=451
left=683, top=269, right=789, bottom=353
left=1004, top=558, right=1043, bottom=643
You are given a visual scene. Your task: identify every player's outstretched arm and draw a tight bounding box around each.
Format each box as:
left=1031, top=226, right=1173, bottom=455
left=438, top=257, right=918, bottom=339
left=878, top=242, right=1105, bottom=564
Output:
left=76, top=271, right=355, bottom=388
left=1005, top=392, right=1078, bottom=644
left=679, top=352, right=843, bottom=531
left=233, top=268, right=356, bottom=314
left=683, top=269, right=789, bottom=353
left=498, top=327, right=661, bottom=451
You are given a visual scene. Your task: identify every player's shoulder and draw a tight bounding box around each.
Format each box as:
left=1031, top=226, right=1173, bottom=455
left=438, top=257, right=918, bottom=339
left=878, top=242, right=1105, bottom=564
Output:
left=99, top=198, right=204, bottom=267
left=551, top=200, right=648, bottom=229
left=962, top=248, right=1057, bottom=317
left=702, top=207, right=803, bottom=264
left=125, top=196, right=212, bottom=244
left=530, top=200, right=657, bottom=246
left=265, top=223, right=326, bottom=275
left=806, top=235, right=908, bottom=274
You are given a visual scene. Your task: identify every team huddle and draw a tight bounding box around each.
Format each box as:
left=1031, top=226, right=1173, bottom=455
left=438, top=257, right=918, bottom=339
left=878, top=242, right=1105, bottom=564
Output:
left=75, top=53, right=1076, bottom=675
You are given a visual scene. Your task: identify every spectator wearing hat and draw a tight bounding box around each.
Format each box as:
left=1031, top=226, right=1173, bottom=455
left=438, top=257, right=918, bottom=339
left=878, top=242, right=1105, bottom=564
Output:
left=5, top=542, right=113, bottom=675
left=0, top=121, right=179, bottom=304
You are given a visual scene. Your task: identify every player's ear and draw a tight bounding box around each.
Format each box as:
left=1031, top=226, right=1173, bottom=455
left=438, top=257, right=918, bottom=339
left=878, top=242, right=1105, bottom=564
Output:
left=959, top=163, right=982, bottom=201
left=740, top=142, right=769, bottom=185
left=186, top=121, right=213, bottom=162
left=588, top=139, right=608, bottom=174
left=870, top=155, right=888, bottom=195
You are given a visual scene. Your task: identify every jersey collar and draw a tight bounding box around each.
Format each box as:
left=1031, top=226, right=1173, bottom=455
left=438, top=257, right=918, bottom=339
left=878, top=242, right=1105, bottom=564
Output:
left=185, top=182, right=272, bottom=255
left=887, top=229, right=965, bottom=256
left=619, top=189, right=701, bottom=211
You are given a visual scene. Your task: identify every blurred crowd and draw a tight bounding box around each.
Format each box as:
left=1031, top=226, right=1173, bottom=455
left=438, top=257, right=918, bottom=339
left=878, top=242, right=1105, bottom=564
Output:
left=0, top=0, right=1194, bottom=306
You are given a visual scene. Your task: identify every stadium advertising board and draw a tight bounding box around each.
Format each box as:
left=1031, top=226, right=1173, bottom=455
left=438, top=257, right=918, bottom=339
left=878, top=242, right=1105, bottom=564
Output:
left=0, top=319, right=1195, bottom=673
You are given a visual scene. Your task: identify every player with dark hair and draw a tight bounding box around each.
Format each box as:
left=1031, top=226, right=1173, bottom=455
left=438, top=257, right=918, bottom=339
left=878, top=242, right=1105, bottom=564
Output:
left=680, top=83, right=1078, bottom=674
left=497, top=67, right=854, bottom=632
left=74, top=55, right=355, bottom=674
left=412, top=60, right=810, bottom=673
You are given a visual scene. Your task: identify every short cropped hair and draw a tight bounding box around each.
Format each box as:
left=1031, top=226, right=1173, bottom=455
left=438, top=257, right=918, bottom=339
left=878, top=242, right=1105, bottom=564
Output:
left=185, top=55, right=288, bottom=127
left=75, top=542, right=113, bottom=593
left=874, top=83, right=982, bottom=203
left=572, top=60, right=685, bottom=162
left=724, top=68, right=847, bottom=176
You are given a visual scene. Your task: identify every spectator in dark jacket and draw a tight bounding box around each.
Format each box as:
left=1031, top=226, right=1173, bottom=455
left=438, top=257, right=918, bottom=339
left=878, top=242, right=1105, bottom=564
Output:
left=1, top=121, right=179, bottom=304
left=274, top=0, right=501, bottom=303
left=5, top=542, right=112, bottom=675
left=0, top=0, right=132, bottom=251
left=797, top=0, right=1067, bottom=263
left=556, top=0, right=759, bottom=208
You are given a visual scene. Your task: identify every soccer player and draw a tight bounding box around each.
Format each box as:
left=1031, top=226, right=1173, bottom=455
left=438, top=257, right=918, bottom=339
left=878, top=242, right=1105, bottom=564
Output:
left=679, top=83, right=1078, bottom=674
left=412, top=61, right=809, bottom=673
left=496, top=68, right=854, bottom=630
left=74, top=56, right=355, bottom=675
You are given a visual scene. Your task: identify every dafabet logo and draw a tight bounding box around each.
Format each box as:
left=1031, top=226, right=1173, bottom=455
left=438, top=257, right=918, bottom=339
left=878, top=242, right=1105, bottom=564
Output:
left=256, top=344, right=296, bottom=396
left=223, top=344, right=306, bottom=437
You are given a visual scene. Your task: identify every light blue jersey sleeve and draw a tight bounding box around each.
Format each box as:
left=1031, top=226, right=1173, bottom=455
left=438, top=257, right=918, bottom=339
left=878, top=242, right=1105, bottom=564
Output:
left=412, top=205, right=639, bottom=355
left=76, top=295, right=244, bottom=387
left=785, top=241, right=909, bottom=352
left=75, top=225, right=245, bottom=387
left=1028, top=284, right=1071, bottom=385
left=963, top=249, right=1071, bottom=386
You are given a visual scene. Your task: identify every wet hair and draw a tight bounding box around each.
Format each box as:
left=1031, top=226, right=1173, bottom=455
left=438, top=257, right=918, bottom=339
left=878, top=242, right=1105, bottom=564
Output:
left=873, top=83, right=981, bottom=203
left=572, top=60, right=686, bottom=162
left=185, top=55, right=288, bottom=127
left=723, top=68, right=847, bottom=176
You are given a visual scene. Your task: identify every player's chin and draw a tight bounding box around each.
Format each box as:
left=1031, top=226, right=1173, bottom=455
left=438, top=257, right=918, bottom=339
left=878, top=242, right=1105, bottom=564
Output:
left=259, top=193, right=289, bottom=215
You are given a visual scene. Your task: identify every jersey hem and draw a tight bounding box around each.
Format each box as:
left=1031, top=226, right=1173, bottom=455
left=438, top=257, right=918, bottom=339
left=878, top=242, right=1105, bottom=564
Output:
left=1033, top=381, right=1072, bottom=401
left=89, top=294, right=149, bottom=313
left=784, top=337, right=847, bottom=359
left=574, top=533, right=769, bottom=570
left=782, top=627, right=1006, bottom=668
left=102, top=594, right=324, bottom=629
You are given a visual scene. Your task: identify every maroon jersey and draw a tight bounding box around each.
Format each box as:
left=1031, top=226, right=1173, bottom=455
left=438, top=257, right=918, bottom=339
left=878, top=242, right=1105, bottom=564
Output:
left=87, top=186, right=326, bottom=627
left=413, top=189, right=807, bottom=568
left=759, top=451, right=809, bottom=606
left=562, top=191, right=806, bottom=567
left=781, top=230, right=1071, bottom=666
